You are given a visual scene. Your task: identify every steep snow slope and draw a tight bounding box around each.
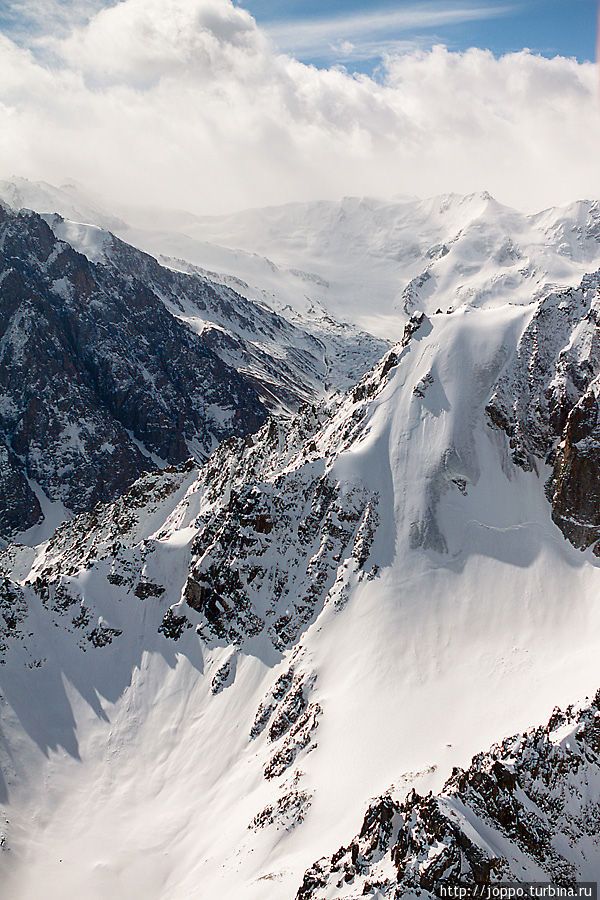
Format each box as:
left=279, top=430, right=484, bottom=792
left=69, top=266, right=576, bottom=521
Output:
left=2, top=300, right=600, bottom=899
left=297, top=696, right=600, bottom=898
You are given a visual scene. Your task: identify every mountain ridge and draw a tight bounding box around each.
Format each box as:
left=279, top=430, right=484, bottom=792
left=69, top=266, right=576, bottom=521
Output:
left=0, top=205, right=268, bottom=537
left=2, top=181, right=600, bottom=898
left=0, top=202, right=387, bottom=538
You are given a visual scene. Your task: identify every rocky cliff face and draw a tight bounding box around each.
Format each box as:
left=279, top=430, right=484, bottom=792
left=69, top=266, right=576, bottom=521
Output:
left=0, top=207, right=272, bottom=537
left=179, top=404, right=379, bottom=652
left=487, top=271, right=600, bottom=550
left=0, top=445, right=41, bottom=535
left=296, top=694, right=600, bottom=899
left=550, top=387, right=600, bottom=550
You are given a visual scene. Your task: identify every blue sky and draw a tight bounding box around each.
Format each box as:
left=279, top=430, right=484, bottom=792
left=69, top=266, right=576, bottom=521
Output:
left=0, top=1, right=596, bottom=72
left=238, top=0, right=598, bottom=72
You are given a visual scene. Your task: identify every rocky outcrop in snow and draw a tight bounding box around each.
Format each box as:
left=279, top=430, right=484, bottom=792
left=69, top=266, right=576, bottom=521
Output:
left=487, top=271, right=600, bottom=550
left=296, top=693, right=600, bottom=899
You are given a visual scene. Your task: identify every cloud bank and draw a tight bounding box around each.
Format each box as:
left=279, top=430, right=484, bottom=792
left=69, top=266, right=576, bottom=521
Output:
left=0, top=0, right=598, bottom=215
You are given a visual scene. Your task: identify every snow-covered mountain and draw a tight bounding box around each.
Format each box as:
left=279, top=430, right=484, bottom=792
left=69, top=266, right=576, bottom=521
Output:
left=2, top=257, right=600, bottom=900
left=46, top=213, right=388, bottom=402
left=0, top=201, right=386, bottom=538
left=6, top=178, right=600, bottom=344
left=115, top=190, right=600, bottom=342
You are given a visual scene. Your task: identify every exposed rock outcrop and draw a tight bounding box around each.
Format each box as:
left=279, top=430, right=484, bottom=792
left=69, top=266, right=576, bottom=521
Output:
left=0, top=206, right=268, bottom=536
left=296, top=694, right=600, bottom=899
left=487, top=271, right=600, bottom=549
left=550, top=388, right=600, bottom=549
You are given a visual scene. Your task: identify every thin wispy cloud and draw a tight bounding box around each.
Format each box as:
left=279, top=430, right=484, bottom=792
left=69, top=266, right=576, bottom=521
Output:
left=264, top=2, right=516, bottom=62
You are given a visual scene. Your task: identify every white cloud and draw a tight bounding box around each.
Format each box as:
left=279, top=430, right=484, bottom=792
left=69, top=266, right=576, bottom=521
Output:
left=0, top=0, right=598, bottom=215
left=57, top=0, right=265, bottom=84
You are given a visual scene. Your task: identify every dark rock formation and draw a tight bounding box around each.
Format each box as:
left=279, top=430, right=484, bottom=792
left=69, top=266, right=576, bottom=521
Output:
left=0, top=206, right=268, bottom=536
left=0, top=444, right=41, bottom=535
left=487, top=272, right=600, bottom=549
left=181, top=415, right=374, bottom=649
left=550, top=389, right=600, bottom=549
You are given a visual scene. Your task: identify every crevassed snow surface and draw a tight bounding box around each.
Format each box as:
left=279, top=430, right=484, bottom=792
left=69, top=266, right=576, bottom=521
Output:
left=1, top=302, right=600, bottom=899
